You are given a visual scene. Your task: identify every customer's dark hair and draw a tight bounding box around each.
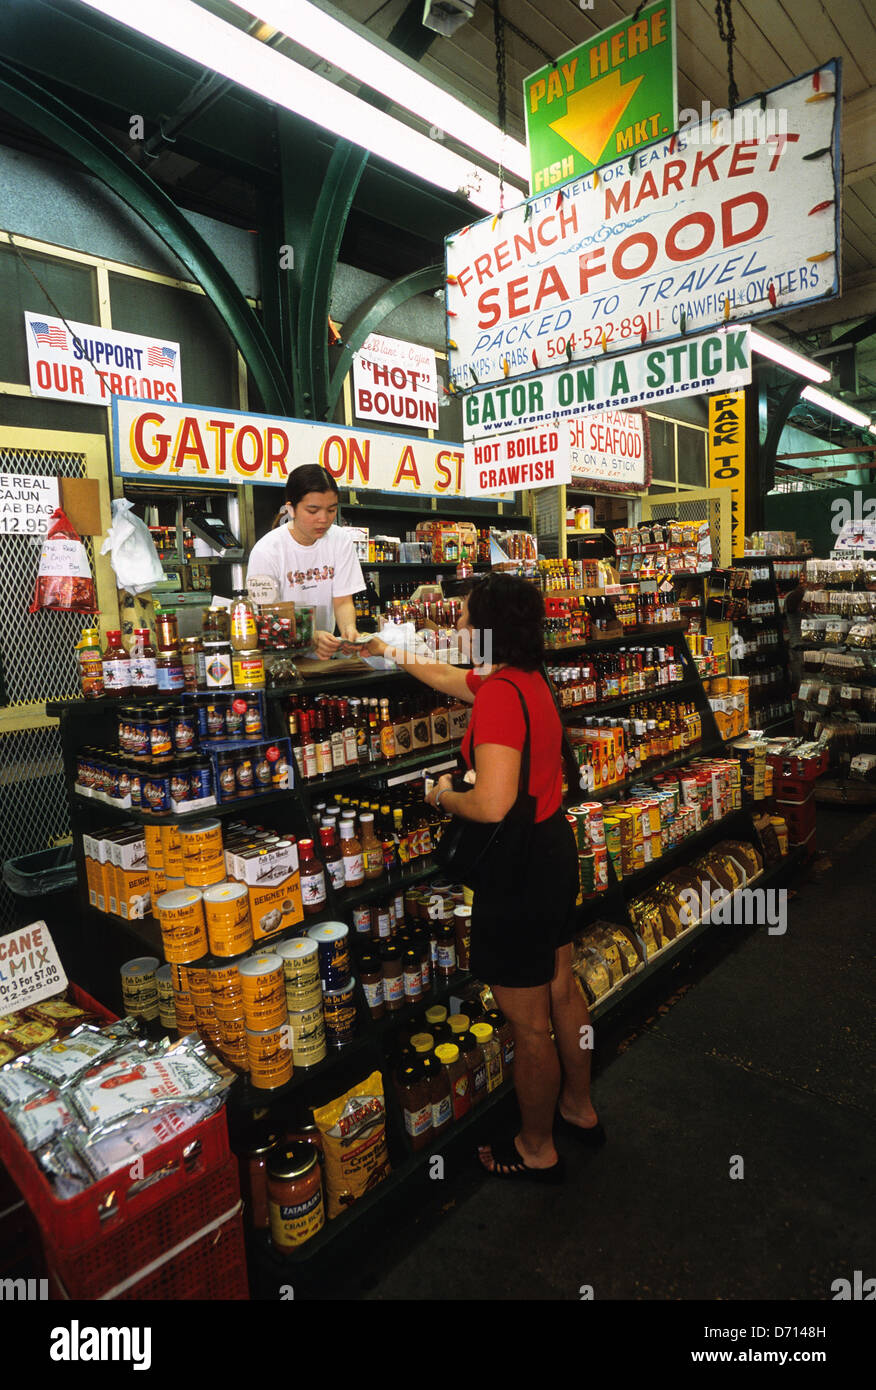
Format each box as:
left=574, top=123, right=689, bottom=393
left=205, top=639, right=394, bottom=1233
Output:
left=285, top=465, right=340, bottom=507
left=466, top=573, right=544, bottom=670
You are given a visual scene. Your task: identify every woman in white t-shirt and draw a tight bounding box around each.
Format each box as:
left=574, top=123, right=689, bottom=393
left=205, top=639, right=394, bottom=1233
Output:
left=247, top=465, right=365, bottom=659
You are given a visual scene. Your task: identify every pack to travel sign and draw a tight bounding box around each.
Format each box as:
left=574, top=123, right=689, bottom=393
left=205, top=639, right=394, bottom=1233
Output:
left=524, top=0, right=677, bottom=192
left=446, top=63, right=840, bottom=393
left=25, top=312, right=182, bottom=406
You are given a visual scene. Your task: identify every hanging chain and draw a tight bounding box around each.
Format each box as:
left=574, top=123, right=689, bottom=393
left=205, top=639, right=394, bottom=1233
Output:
left=493, top=0, right=507, bottom=211
left=7, top=235, right=108, bottom=391
left=715, top=0, right=739, bottom=112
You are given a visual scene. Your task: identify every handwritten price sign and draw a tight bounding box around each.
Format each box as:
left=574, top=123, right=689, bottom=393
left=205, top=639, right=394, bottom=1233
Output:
left=0, top=921, right=68, bottom=1011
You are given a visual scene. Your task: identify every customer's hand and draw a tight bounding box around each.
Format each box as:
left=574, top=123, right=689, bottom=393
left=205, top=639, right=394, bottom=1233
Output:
left=365, top=635, right=388, bottom=657
left=425, top=773, right=453, bottom=808
left=314, top=629, right=342, bottom=660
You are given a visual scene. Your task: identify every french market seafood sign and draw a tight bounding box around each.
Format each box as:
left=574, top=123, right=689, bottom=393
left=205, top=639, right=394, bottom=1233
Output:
left=445, top=63, right=840, bottom=391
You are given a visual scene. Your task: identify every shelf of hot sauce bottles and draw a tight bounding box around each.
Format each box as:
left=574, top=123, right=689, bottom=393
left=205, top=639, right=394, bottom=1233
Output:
left=283, top=689, right=469, bottom=789
left=544, top=585, right=683, bottom=649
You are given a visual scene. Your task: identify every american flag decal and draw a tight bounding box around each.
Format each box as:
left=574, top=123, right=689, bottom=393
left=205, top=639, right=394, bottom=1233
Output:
left=147, top=346, right=177, bottom=368
left=30, top=321, right=68, bottom=349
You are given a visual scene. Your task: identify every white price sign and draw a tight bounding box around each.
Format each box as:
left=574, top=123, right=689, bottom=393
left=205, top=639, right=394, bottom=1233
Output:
left=0, top=473, right=59, bottom=535
left=0, top=921, right=68, bottom=1012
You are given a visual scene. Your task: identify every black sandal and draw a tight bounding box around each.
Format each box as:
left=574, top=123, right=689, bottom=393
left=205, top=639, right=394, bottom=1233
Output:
left=478, top=1137, right=565, bottom=1184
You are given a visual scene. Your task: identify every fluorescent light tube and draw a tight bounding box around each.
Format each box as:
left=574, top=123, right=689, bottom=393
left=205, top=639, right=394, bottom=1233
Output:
left=751, top=330, right=831, bottom=384
left=226, top=0, right=530, bottom=181
left=800, top=386, right=872, bottom=430
left=76, top=0, right=508, bottom=211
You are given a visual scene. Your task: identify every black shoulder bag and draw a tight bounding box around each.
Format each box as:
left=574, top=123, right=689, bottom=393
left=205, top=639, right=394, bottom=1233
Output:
left=434, top=678, right=536, bottom=889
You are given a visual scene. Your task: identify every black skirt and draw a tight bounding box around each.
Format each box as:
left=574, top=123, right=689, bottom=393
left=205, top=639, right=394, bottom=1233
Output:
left=468, top=808, right=579, bottom=989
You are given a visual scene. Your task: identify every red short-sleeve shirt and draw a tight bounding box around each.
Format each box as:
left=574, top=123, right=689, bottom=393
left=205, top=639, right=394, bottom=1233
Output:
left=462, top=667, right=563, bottom=822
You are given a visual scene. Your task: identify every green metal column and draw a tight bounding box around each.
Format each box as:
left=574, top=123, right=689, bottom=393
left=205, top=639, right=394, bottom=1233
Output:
left=0, top=58, right=293, bottom=417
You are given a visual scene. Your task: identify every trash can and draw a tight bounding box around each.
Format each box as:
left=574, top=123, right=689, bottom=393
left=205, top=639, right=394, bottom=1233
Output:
left=2, top=846, right=79, bottom=936
left=3, top=846, right=78, bottom=899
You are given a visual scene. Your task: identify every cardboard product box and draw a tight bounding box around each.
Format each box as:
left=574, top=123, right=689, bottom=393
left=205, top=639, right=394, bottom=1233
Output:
left=109, top=831, right=151, bottom=921
left=227, top=839, right=303, bottom=941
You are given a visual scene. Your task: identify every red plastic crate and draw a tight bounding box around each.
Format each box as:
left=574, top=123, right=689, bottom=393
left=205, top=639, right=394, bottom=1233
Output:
left=0, top=1101, right=231, bottom=1254
left=48, top=1205, right=249, bottom=1301
left=775, top=797, right=817, bottom=844
left=773, top=778, right=816, bottom=805
left=767, top=750, right=828, bottom=781
left=41, top=1155, right=242, bottom=1299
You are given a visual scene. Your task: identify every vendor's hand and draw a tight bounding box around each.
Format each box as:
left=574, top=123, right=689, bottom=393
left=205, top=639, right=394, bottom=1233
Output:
left=337, top=629, right=362, bottom=655
left=314, top=629, right=342, bottom=661
left=425, top=773, right=453, bottom=809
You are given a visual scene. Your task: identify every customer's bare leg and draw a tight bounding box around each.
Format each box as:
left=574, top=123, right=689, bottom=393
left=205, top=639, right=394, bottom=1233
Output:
left=549, top=945, right=599, bottom=1129
left=478, top=982, right=560, bottom=1171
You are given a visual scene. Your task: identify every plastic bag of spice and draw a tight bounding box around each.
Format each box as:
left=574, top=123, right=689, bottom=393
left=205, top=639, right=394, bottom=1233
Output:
left=312, top=1070, right=391, bottom=1219
left=29, top=507, right=97, bottom=613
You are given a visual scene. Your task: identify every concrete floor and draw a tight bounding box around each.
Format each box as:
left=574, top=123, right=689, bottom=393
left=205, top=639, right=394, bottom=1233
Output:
left=339, top=805, right=876, bottom=1301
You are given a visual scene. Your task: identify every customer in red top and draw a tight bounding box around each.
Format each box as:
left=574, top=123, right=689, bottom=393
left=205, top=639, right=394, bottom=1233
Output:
left=367, top=573, right=603, bottom=1182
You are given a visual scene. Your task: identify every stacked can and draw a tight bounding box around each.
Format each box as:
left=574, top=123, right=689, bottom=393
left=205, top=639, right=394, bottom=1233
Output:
left=568, top=803, right=608, bottom=898
left=306, top=922, right=356, bottom=1049
left=144, top=824, right=168, bottom=902
left=155, top=963, right=177, bottom=1033
left=155, top=887, right=208, bottom=963
left=169, top=963, right=197, bottom=1035
left=160, top=823, right=185, bottom=885
left=202, top=881, right=254, bottom=957
left=187, top=966, right=222, bottom=1052
left=207, top=959, right=247, bottom=1068
left=240, top=953, right=293, bottom=1090
left=120, top=956, right=160, bottom=1022
left=180, top=818, right=226, bottom=889
left=276, top=938, right=327, bottom=1069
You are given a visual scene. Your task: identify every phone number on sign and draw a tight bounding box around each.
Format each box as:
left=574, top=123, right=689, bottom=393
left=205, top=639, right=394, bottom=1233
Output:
left=545, top=312, right=665, bottom=358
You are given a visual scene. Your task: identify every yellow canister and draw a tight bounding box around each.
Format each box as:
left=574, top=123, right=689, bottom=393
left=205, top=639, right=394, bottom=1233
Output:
left=202, top=881, right=254, bottom=957
left=156, top=888, right=207, bottom=964
left=120, top=956, right=160, bottom=1022
left=144, top=824, right=164, bottom=869
left=286, top=1002, right=327, bottom=1069
left=239, top=953, right=288, bottom=1031
left=246, top=1023, right=293, bottom=1090
left=160, top=823, right=185, bottom=878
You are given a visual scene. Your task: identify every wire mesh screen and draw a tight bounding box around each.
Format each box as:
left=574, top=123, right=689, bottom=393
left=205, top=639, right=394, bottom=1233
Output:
left=645, top=494, right=728, bottom=566
left=534, top=488, right=560, bottom=558
left=0, top=446, right=95, bottom=704
left=0, top=725, right=70, bottom=930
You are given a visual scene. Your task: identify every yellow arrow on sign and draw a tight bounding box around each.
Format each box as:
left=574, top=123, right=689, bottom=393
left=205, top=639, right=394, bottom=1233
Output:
left=549, top=68, right=644, bottom=166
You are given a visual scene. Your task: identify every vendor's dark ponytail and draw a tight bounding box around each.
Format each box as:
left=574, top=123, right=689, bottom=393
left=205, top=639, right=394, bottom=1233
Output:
left=285, top=465, right=340, bottom=507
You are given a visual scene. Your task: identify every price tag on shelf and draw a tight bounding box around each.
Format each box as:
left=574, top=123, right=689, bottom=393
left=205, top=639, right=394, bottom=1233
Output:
left=0, top=921, right=68, bottom=1012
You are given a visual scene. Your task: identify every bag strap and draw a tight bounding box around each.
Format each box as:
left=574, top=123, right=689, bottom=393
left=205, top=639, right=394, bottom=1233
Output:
left=481, top=675, right=532, bottom=803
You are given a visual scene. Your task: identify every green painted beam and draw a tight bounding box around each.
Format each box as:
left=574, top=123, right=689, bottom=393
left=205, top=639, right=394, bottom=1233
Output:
left=295, top=142, right=369, bottom=419
left=0, top=56, right=293, bottom=416
left=327, top=264, right=444, bottom=415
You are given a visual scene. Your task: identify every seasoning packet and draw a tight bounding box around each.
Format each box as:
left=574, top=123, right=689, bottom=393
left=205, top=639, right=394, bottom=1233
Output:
left=0, top=1062, right=50, bottom=1110
left=25, top=999, right=97, bottom=1031
left=313, top=1071, right=391, bottom=1220
left=70, top=1034, right=233, bottom=1135
left=9, top=1089, right=79, bottom=1151
left=22, top=1024, right=125, bottom=1088
left=38, top=1135, right=94, bottom=1199
left=80, top=1098, right=223, bottom=1179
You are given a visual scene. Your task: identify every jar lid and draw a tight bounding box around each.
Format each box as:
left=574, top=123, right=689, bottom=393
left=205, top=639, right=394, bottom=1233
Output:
left=267, top=1142, right=318, bottom=1181
left=409, top=1032, right=434, bottom=1053
left=435, top=1043, right=460, bottom=1065
left=424, top=1005, right=448, bottom=1025
left=446, top=1013, right=469, bottom=1034
left=470, top=1021, right=494, bottom=1042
